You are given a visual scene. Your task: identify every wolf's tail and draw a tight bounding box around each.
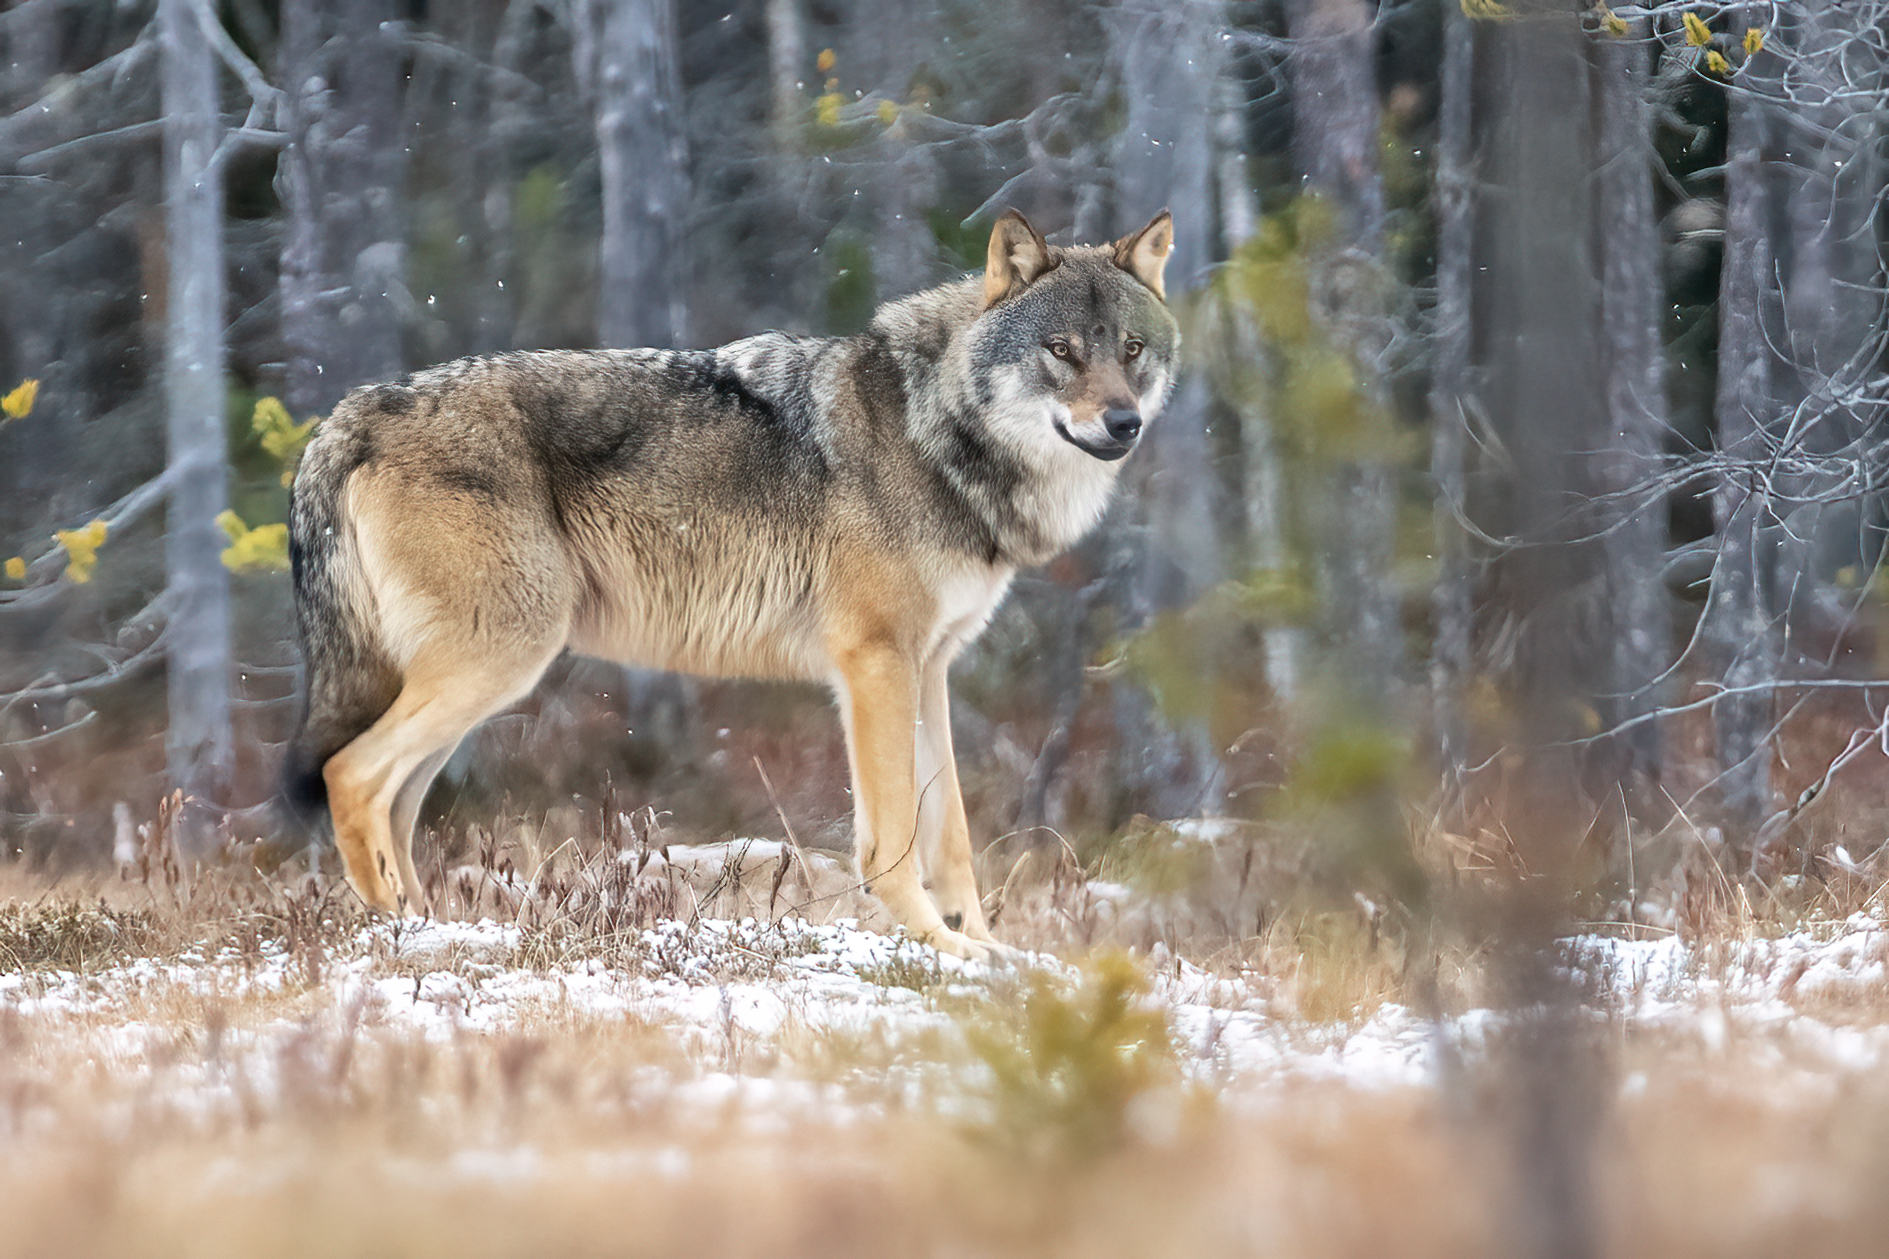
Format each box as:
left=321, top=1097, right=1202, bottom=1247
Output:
left=281, top=407, right=402, bottom=833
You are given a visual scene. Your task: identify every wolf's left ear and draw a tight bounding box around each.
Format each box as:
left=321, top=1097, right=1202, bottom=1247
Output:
left=983, top=210, right=1053, bottom=308
left=1112, top=210, right=1174, bottom=300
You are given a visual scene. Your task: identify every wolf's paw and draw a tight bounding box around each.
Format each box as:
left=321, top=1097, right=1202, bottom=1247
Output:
left=925, top=927, right=1025, bottom=968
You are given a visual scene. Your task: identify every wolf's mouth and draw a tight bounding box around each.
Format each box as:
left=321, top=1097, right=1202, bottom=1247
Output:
left=1053, top=417, right=1133, bottom=462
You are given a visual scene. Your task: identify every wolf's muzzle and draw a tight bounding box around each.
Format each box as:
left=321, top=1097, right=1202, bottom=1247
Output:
left=1055, top=412, right=1140, bottom=462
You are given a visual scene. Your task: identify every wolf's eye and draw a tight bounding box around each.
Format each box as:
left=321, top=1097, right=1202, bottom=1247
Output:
left=1124, top=339, right=1145, bottom=361
left=1047, top=340, right=1073, bottom=361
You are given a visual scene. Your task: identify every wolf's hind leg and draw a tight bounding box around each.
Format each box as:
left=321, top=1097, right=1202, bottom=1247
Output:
left=325, top=651, right=558, bottom=916
left=914, top=658, right=995, bottom=942
left=389, top=748, right=454, bottom=912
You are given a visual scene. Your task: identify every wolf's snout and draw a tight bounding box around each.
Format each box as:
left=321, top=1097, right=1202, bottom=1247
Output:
left=1103, top=408, right=1142, bottom=443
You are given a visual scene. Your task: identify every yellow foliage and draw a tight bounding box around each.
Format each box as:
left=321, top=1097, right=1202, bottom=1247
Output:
left=876, top=99, right=899, bottom=126
left=1598, top=5, right=1629, bottom=36
left=1683, top=11, right=1712, bottom=46
left=2, top=378, right=38, bottom=421
left=816, top=93, right=843, bottom=128
left=1460, top=0, right=1514, bottom=19
left=1744, top=26, right=1765, bottom=55
left=217, top=510, right=291, bottom=573
left=54, top=519, right=108, bottom=584
left=815, top=47, right=835, bottom=74
left=4, top=556, right=23, bottom=581
left=1705, top=49, right=1731, bottom=75
left=252, top=396, right=319, bottom=487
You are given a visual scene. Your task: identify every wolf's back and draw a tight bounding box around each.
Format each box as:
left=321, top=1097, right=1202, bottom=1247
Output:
left=281, top=399, right=403, bottom=826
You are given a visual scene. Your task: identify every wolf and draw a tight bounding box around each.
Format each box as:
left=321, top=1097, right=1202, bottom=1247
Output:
left=284, top=209, right=1179, bottom=961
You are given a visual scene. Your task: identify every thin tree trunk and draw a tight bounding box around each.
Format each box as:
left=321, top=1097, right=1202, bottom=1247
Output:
left=1592, top=26, right=1670, bottom=795
left=160, top=0, right=232, bottom=839
left=1288, top=0, right=1398, bottom=708
left=586, top=0, right=689, bottom=350
left=579, top=0, right=695, bottom=761
left=278, top=0, right=407, bottom=417
left=1106, top=0, right=1226, bottom=821
left=764, top=0, right=805, bottom=157
left=1217, top=53, right=1301, bottom=705
left=1706, top=28, right=1780, bottom=848
left=1481, top=18, right=1609, bottom=1259
left=1429, top=2, right=1474, bottom=809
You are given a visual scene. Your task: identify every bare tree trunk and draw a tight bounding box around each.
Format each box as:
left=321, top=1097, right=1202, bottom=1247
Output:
left=583, top=0, right=689, bottom=350
left=278, top=0, right=407, bottom=417
left=1105, top=0, right=1226, bottom=820
left=764, top=0, right=806, bottom=156
left=1428, top=3, right=1474, bottom=807
left=578, top=0, right=694, bottom=761
left=160, top=0, right=232, bottom=840
left=1217, top=52, right=1301, bottom=705
left=1773, top=0, right=1888, bottom=654
left=1592, top=25, right=1670, bottom=796
left=1706, top=34, right=1780, bottom=848
left=1288, top=0, right=1399, bottom=708
left=1480, top=17, right=1609, bottom=1259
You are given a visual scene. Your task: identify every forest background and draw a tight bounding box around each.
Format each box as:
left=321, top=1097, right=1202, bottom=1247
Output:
left=1, top=0, right=1886, bottom=937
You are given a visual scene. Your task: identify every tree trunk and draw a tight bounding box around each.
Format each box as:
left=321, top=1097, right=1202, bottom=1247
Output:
left=1105, top=0, right=1226, bottom=821
left=160, top=0, right=232, bottom=839
left=1217, top=49, right=1301, bottom=706
left=1287, top=0, right=1399, bottom=709
left=579, top=0, right=695, bottom=763
left=1772, top=0, right=1888, bottom=654
left=1478, top=22, right=1609, bottom=1259
left=1706, top=28, right=1780, bottom=847
left=1591, top=26, right=1670, bottom=796
left=1428, top=2, right=1474, bottom=807
left=764, top=0, right=806, bottom=157
left=278, top=0, right=408, bottom=417
left=585, top=0, right=689, bottom=350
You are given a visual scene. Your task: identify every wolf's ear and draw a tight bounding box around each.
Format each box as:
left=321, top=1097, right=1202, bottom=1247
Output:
left=1112, top=210, right=1174, bottom=300
left=983, top=210, right=1053, bottom=308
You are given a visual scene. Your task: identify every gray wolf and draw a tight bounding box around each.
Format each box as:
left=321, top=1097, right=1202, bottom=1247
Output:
left=284, top=209, right=1179, bottom=961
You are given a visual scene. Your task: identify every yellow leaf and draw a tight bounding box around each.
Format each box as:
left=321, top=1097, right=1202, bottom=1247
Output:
left=251, top=395, right=318, bottom=472
left=1460, top=0, right=1514, bottom=19
left=816, top=47, right=835, bottom=74
left=1705, top=49, right=1730, bottom=75
left=4, top=557, right=24, bottom=581
left=816, top=92, right=843, bottom=128
left=2, top=378, right=38, bottom=420
left=1600, top=6, right=1629, bottom=36
left=876, top=99, right=899, bottom=126
left=218, top=511, right=290, bottom=573
left=54, top=519, right=108, bottom=584
left=1744, top=26, right=1764, bottom=55
left=1683, top=11, right=1712, bottom=46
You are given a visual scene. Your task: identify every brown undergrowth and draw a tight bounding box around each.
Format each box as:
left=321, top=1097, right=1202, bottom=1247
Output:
left=5, top=779, right=1889, bottom=1257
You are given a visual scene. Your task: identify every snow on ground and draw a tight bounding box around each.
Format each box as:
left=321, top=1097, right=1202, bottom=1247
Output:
left=6, top=905, right=1889, bottom=1115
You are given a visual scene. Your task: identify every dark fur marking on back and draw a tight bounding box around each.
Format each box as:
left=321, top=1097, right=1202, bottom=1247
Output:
left=664, top=352, right=782, bottom=426
left=437, top=465, right=500, bottom=499
left=368, top=384, right=415, bottom=414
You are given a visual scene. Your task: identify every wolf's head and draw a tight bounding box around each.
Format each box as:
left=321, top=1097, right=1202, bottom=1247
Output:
left=968, top=209, right=1180, bottom=466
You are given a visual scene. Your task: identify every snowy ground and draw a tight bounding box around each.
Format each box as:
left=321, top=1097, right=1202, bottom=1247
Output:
left=6, top=905, right=1888, bottom=1109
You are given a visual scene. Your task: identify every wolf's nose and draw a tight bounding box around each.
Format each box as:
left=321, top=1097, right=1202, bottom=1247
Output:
left=1103, top=409, right=1142, bottom=443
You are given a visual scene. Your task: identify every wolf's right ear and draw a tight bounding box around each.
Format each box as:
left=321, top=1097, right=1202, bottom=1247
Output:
left=983, top=210, right=1053, bottom=308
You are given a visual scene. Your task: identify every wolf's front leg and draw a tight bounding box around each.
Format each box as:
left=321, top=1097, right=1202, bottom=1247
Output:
left=834, top=639, right=994, bottom=963
left=915, top=658, right=996, bottom=942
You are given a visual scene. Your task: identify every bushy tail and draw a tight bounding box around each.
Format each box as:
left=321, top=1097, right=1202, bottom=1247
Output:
left=281, top=416, right=402, bottom=835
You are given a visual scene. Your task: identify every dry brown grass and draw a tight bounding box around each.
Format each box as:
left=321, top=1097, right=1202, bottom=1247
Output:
left=7, top=786, right=1889, bottom=1258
